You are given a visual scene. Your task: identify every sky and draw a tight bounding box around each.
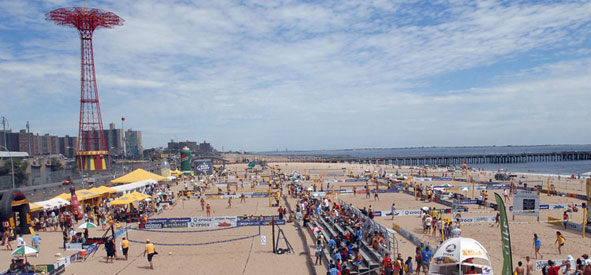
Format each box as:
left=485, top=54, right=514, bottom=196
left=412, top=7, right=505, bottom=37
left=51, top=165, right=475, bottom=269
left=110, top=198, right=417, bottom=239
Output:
left=0, top=0, right=589, bottom=152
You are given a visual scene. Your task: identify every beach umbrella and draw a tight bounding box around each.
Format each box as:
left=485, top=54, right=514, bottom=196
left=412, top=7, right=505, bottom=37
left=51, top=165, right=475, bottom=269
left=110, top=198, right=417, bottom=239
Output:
left=78, top=222, right=97, bottom=229
left=12, top=246, right=38, bottom=257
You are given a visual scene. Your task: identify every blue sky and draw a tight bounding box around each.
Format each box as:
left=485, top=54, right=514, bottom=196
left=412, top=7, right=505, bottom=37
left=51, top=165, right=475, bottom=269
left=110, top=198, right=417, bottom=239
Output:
left=0, top=0, right=589, bottom=151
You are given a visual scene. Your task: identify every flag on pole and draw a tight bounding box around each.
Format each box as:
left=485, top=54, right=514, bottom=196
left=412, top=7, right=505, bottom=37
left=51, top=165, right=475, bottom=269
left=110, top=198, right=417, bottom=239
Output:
left=495, top=193, right=513, bottom=275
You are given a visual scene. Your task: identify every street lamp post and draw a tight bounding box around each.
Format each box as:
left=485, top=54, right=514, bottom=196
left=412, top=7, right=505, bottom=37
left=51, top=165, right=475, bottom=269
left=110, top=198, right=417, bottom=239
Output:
left=0, top=145, right=15, bottom=190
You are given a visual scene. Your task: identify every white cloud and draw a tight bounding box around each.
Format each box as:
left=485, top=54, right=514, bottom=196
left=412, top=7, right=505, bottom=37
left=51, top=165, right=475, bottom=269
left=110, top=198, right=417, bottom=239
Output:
left=0, top=0, right=589, bottom=151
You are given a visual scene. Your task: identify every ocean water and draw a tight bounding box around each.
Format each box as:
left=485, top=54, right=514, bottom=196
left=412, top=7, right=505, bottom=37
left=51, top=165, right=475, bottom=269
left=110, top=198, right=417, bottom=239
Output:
left=259, top=145, right=591, bottom=175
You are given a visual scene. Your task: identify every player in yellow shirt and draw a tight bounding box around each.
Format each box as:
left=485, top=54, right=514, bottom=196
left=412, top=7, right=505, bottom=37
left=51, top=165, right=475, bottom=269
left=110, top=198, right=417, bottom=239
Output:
left=121, top=237, right=129, bottom=260
left=144, top=239, right=156, bottom=269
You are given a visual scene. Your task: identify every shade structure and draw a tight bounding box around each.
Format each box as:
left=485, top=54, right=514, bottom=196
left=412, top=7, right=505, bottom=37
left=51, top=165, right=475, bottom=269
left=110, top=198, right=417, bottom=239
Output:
left=78, top=222, right=97, bottom=229
left=12, top=246, right=38, bottom=256
left=109, top=192, right=150, bottom=205
left=29, top=203, right=43, bottom=212
left=34, top=198, right=70, bottom=210
left=89, top=185, right=117, bottom=196
left=432, top=237, right=490, bottom=263
left=112, top=179, right=156, bottom=194
left=111, top=168, right=167, bottom=184
left=52, top=189, right=102, bottom=201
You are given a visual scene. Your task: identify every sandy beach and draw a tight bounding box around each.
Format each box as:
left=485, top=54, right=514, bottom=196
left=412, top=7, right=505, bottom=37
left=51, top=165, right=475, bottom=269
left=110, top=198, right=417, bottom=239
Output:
left=2, top=161, right=589, bottom=274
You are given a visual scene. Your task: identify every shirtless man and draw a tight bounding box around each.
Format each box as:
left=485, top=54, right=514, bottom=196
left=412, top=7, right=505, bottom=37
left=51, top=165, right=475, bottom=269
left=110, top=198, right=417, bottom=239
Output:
left=513, top=261, right=524, bottom=275
left=525, top=256, right=533, bottom=275
left=206, top=204, right=211, bottom=217
left=240, top=193, right=246, bottom=203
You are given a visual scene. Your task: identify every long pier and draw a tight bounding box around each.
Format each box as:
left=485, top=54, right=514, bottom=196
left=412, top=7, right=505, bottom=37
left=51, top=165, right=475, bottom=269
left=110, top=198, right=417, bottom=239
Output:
left=314, top=151, right=591, bottom=166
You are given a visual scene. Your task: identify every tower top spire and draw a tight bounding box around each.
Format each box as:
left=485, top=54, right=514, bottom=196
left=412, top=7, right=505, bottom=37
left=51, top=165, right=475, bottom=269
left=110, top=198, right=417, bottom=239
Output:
left=83, top=0, right=87, bottom=13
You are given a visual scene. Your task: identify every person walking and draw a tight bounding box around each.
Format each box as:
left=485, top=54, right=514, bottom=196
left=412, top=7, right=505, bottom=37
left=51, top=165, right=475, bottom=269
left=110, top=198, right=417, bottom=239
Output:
left=391, top=203, right=397, bottom=220
left=31, top=233, right=41, bottom=257
left=144, top=239, right=157, bottom=270
left=3, top=230, right=12, bottom=250
left=554, top=231, right=566, bottom=255
left=533, top=233, right=542, bottom=259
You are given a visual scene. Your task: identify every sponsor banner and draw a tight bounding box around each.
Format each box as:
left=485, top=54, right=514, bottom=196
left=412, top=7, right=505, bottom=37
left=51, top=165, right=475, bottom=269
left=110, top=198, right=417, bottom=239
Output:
left=237, top=220, right=286, bottom=226
left=432, top=177, right=453, bottom=181
left=147, top=217, right=191, bottom=224
left=495, top=193, right=513, bottom=275
left=188, top=216, right=237, bottom=228
left=144, top=223, right=163, bottom=229
left=114, top=226, right=130, bottom=239
left=66, top=243, right=84, bottom=251
left=162, top=222, right=188, bottom=228
left=194, top=160, right=213, bottom=175
left=414, top=177, right=432, bottom=182
left=344, top=179, right=367, bottom=182
left=85, top=244, right=98, bottom=255
left=459, top=216, right=496, bottom=224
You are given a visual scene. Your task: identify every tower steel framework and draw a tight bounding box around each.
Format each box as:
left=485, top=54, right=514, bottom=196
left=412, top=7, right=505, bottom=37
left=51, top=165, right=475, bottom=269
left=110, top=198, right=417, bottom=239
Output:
left=46, top=6, right=124, bottom=171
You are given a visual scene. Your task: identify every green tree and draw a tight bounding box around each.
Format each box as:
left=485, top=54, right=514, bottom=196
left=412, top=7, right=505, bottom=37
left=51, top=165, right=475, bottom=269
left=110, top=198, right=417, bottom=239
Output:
left=0, top=159, right=28, bottom=187
left=50, top=158, right=64, bottom=171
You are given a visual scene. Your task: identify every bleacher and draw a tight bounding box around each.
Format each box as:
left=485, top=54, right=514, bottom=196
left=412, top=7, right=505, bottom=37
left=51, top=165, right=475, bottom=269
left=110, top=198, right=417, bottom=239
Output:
left=305, top=211, right=383, bottom=274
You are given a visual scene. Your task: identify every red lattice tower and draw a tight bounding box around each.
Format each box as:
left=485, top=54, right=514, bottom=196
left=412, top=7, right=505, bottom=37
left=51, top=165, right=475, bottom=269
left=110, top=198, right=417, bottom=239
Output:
left=46, top=6, right=124, bottom=171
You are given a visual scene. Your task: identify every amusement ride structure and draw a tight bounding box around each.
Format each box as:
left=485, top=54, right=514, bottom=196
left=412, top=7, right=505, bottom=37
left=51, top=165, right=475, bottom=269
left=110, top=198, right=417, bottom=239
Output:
left=46, top=4, right=124, bottom=171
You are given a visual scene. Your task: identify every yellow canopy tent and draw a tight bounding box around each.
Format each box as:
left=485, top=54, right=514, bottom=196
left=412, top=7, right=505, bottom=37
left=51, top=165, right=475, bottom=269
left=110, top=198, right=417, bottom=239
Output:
left=89, top=186, right=117, bottom=196
left=29, top=202, right=43, bottom=212
left=53, top=193, right=71, bottom=201
left=110, top=191, right=150, bottom=205
left=111, top=169, right=168, bottom=184
left=51, top=189, right=102, bottom=202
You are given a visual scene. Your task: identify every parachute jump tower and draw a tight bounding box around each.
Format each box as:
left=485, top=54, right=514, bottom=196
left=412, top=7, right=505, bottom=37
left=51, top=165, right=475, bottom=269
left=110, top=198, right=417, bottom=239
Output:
left=46, top=4, right=124, bottom=171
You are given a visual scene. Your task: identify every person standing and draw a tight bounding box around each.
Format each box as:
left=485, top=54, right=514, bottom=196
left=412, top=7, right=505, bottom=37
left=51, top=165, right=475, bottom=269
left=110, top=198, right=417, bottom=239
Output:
left=526, top=256, right=534, bottom=275
left=200, top=198, right=205, bottom=211
left=105, top=237, right=115, bottom=263
left=227, top=197, right=232, bottom=208
left=391, top=203, right=397, bottom=220
left=16, top=235, right=25, bottom=248
left=533, top=233, right=542, bottom=259
left=314, top=239, right=323, bottom=265
left=121, top=237, right=129, bottom=260
left=554, top=231, right=565, bottom=255
left=514, top=261, right=525, bottom=275
left=206, top=204, right=212, bottom=217
left=144, top=239, right=156, bottom=270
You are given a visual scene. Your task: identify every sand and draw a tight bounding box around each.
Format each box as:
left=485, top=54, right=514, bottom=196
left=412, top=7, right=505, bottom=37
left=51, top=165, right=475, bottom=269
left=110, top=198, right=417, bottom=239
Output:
left=1, top=161, right=588, bottom=274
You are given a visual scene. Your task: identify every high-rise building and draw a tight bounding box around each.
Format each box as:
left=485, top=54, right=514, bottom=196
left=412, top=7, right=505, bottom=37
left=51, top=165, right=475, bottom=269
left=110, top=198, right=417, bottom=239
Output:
left=103, top=123, right=124, bottom=157
left=59, top=135, right=77, bottom=158
left=125, top=129, right=143, bottom=159
left=198, top=141, right=213, bottom=153
left=0, top=130, right=19, bottom=151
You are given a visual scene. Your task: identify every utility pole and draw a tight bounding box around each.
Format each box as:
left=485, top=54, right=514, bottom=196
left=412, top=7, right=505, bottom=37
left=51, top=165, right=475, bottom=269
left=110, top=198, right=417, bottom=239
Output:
left=26, top=121, right=31, bottom=156
left=1, top=116, right=15, bottom=189
left=121, top=117, right=126, bottom=159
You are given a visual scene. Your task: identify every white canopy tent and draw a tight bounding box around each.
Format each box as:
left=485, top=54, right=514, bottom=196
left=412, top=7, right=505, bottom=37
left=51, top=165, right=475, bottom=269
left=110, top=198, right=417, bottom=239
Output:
left=112, top=179, right=157, bottom=195
left=429, top=237, right=493, bottom=275
left=35, top=198, right=70, bottom=210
